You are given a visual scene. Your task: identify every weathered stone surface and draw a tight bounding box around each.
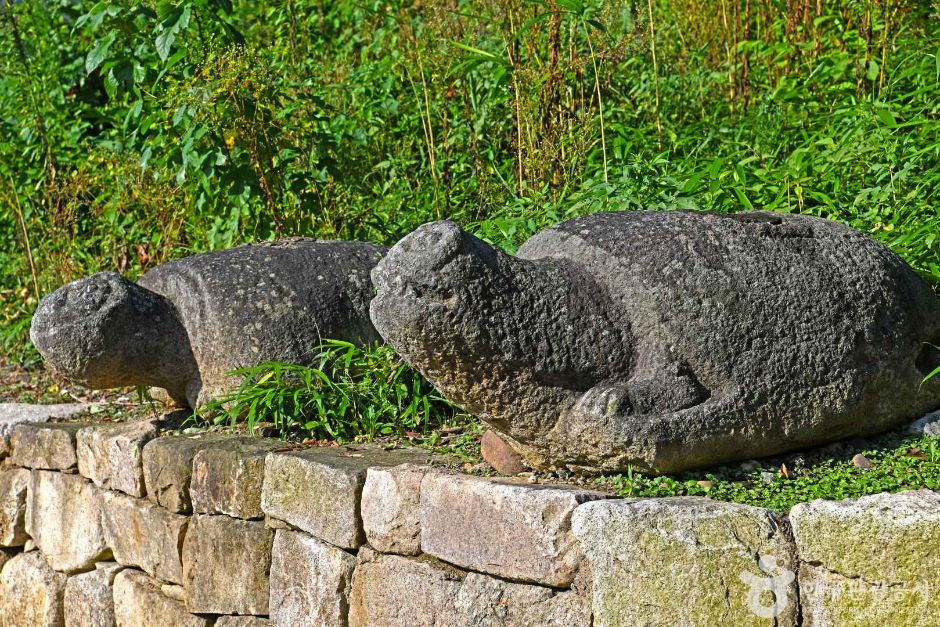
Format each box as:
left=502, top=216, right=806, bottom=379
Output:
left=349, top=548, right=461, bottom=627
left=0, top=403, right=88, bottom=458
left=11, top=422, right=86, bottom=470
left=361, top=464, right=425, bottom=555
left=0, top=551, right=68, bottom=627
left=191, top=436, right=282, bottom=519
left=182, top=514, right=273, bottom=615
left=572, top=497, right=799, bottom=627
left=100, top=491, right=188, bottom=584
left=31, top=270, right=198, bottom=407
left=64, top=561, right=123, bottom=627
left=349, top=548, right=590, bottom=627
left=142, top=433, right=232, bottom=513
left=455, top=572, right=590, bottom=627
left=160, top=582, right=183, bottom=599
left=31, top=241, right=388, bottom=408
left=269, top=529, right=356, bottom=627
left=371, top=212, right=940, bottom=474
left=113, top=569, right=211, bottom=627
left=160, top=583, right=186, bottom=601
left=77, top=419, right=161, bottom=497
left=0, top=548, right=13, bottom=570
left=262, top=445, right=430, bottom=549
left=265, top=515, right=292, bottom=530
left=909, top=409, right=940, bottom=437
left=420, top=472, right=602, bottom=586
left=26, top=470, right=110, bottom=573
left=791, top=490, right=940, bottom=626
left=480, top=430, right=526, bottom=475
left=0, top=468, right=29, bottom=546
left=216, top=618, right=273, bottom=627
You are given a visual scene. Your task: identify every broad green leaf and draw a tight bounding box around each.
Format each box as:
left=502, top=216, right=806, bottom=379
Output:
left=680, top=169, right=709, bottom=194
left=85, top=32, right=116, bottom=74
left=76, top=2, right=121, bottom=30
left=154, top=5, right=192, bottom=61
left=875, top=109, right=897, bottom=128
left=103, top=68, right=119, bottom=98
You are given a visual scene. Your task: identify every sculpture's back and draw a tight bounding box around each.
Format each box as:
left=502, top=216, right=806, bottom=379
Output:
left=139, top=239, right=386, bottom=405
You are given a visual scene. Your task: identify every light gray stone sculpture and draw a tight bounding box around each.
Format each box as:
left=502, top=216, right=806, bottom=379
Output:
left=371, top=211, right=940, bottom=474
left=31, top=239, right=387, bottom=408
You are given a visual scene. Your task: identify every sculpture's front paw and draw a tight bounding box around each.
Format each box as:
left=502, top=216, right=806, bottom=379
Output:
left=574, top=383, right=633, bottom=419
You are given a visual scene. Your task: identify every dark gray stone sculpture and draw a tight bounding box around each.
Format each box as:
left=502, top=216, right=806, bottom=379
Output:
left=371, top=211, right=940, bottom=474
left=31, top=239, right=387, bottom=408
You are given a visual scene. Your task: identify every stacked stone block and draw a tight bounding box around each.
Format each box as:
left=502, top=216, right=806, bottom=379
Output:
left=791, top=490, right=940, bottom=626
left=1, top=403, right=938, bottom=627
left=259, top=447, right=602, bottom=626
left=0, top=415, right=284, bottom=626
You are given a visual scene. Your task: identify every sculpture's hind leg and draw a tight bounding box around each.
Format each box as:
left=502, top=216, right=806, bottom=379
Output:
left=547, top=361, right=718, bottom=473
left=574, top=362, right=710, bottom=419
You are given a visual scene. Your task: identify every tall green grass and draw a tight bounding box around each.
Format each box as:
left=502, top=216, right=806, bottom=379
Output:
left=1, top=0, right=938, bottom=364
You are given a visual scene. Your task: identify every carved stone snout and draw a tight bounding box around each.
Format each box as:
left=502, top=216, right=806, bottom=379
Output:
left=30, top=271, right=196, bottom=403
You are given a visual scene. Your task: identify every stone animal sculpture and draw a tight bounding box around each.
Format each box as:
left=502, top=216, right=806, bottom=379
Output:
left=31, top=239, right=387, bottom=408
left=371, top=211, right=940, bottom=474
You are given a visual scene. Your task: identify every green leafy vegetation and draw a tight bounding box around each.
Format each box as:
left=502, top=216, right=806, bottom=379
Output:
left=601, top=431, right=940, bottom=512
left=196, top=340, right=468, bottom=442
left=2, top=1, right=939, bottom=505
left=3, top=1, right=939, bottom=364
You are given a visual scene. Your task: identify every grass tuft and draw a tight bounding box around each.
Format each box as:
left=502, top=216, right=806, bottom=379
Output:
left=601, top=431, right=940, bottom=513
left=195, top=339, right=469, bottom=442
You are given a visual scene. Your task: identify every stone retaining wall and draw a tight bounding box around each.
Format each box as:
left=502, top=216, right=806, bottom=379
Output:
left=0, top=409, right=937, bottom=626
